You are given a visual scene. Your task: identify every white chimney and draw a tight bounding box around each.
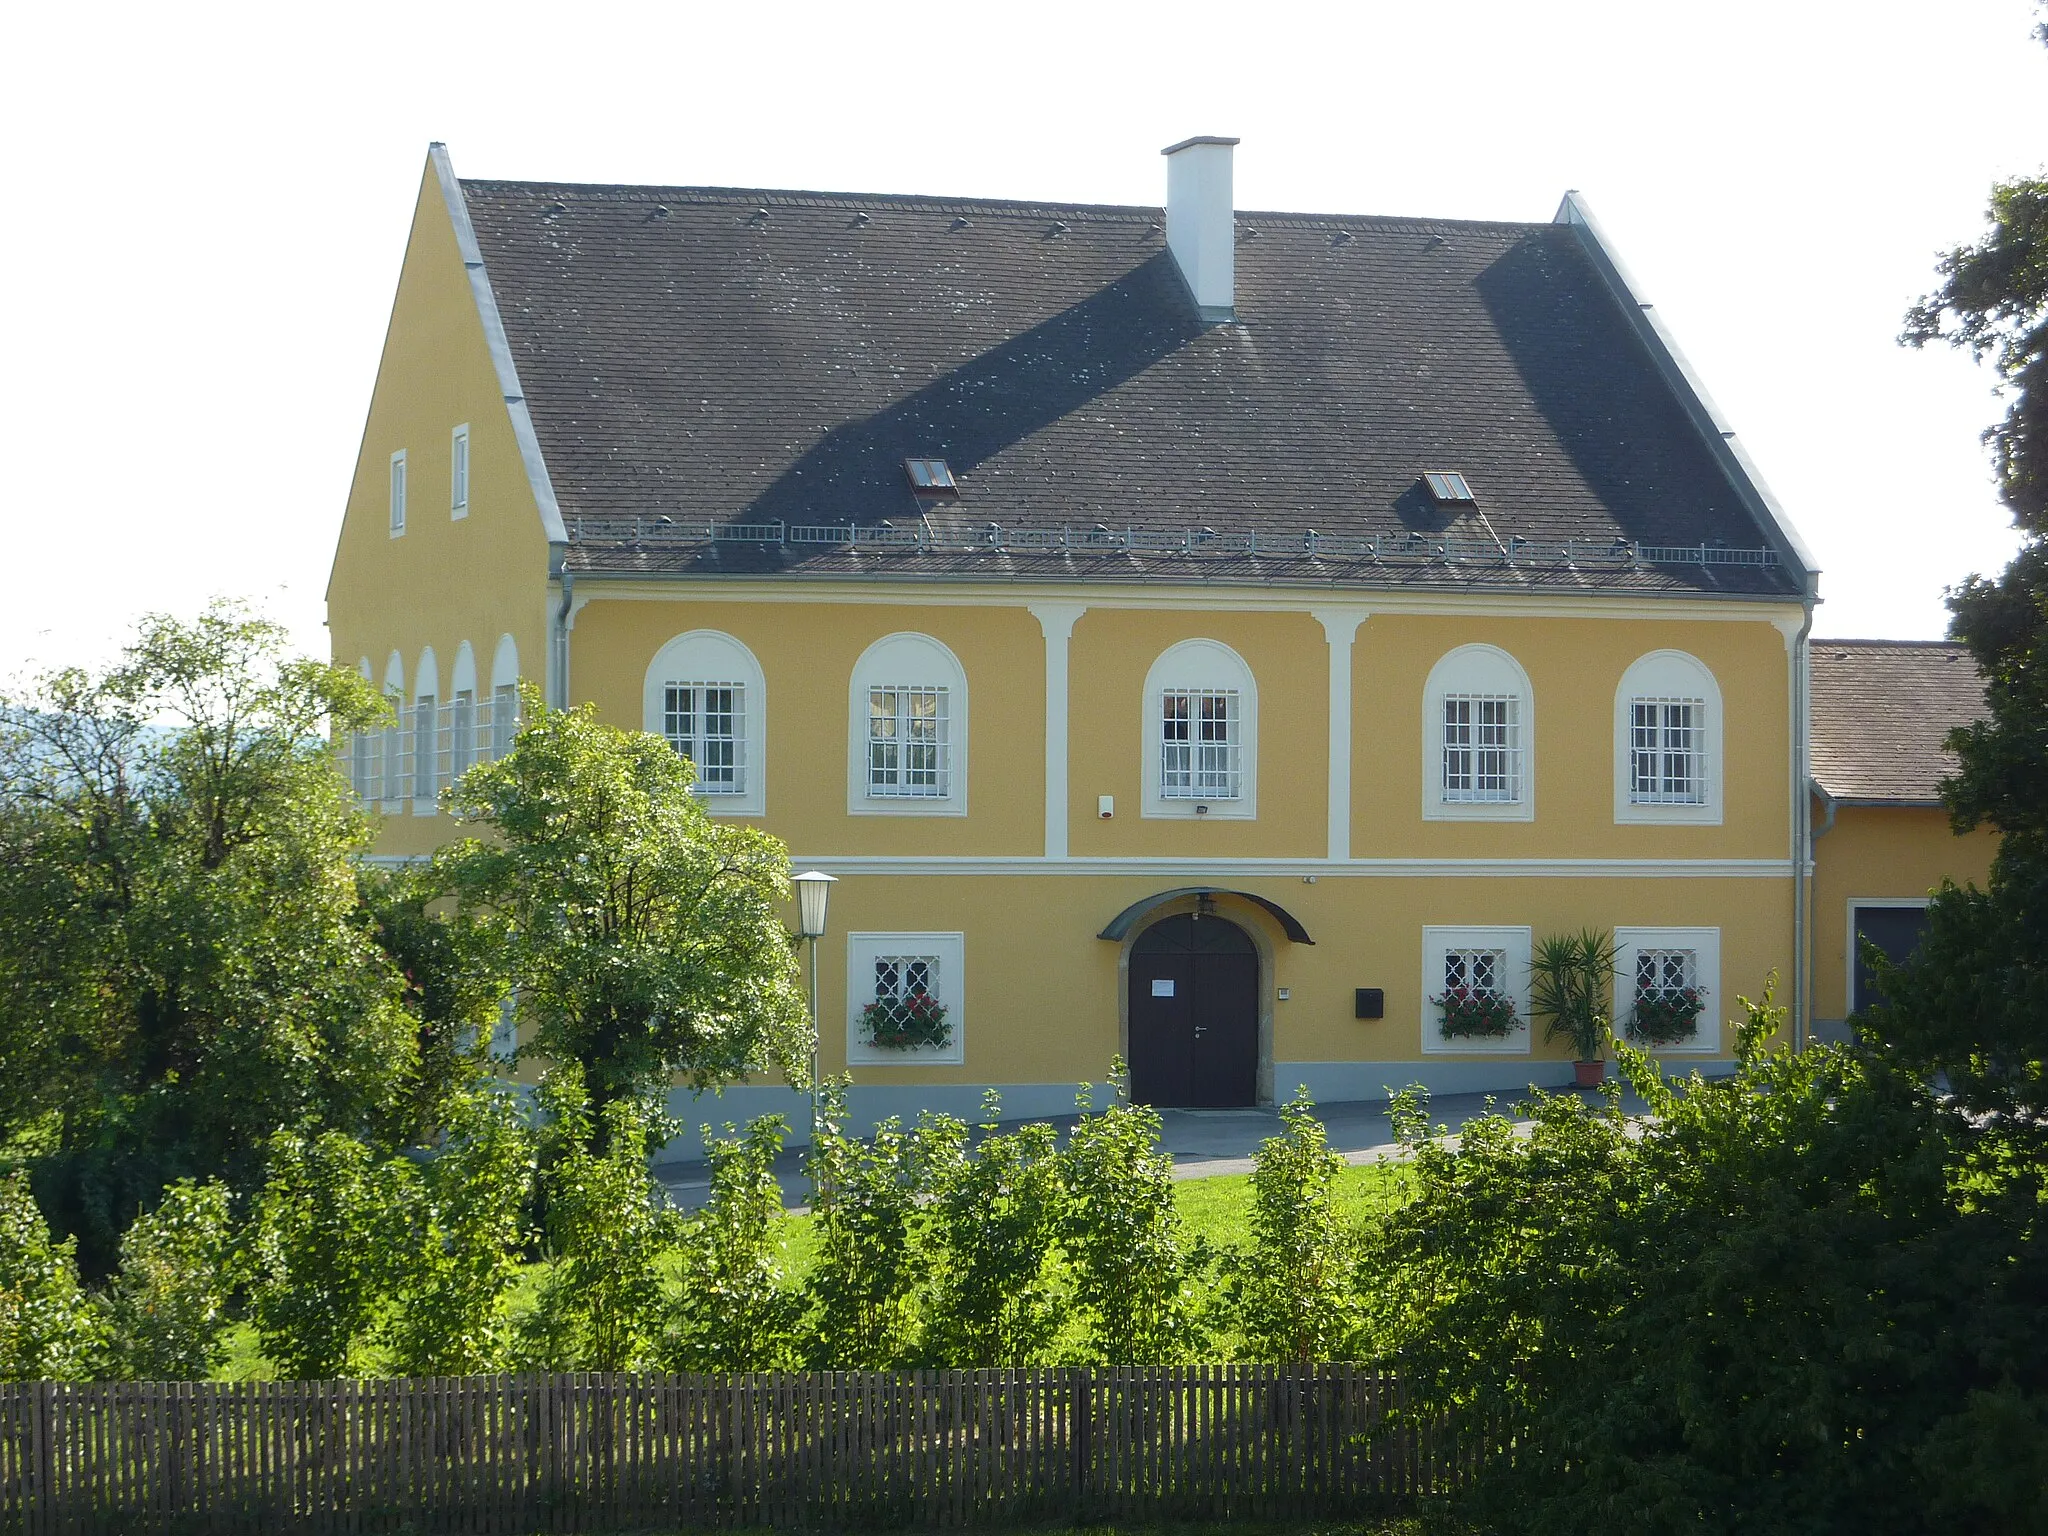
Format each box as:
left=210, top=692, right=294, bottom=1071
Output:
left=1161, top=135, right=1239, bottom=323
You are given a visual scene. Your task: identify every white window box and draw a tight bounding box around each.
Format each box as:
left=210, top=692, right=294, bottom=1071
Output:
left=1614, top=926, right=1721, bottom=1054
left=846, top=931, right=964, bottom=1066
left=1421, top=925, right=1533, bottom=1054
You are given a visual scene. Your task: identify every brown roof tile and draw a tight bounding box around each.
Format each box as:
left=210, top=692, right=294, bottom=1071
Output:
left=1810, top=640, right=1988, bottom=803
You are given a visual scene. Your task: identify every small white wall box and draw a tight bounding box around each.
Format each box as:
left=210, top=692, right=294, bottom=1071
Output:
left=1098, top=795, right=1115, bottom=819
left=1276, top=987, right=1291, bottom=1001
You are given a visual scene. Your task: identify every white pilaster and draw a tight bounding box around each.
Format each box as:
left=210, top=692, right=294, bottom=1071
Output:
left=1312, top=609, right=1367, bottom=862
left=1029, top=604, right=1087, bottom=859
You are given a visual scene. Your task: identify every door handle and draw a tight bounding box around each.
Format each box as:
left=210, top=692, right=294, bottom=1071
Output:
left=1193, top=1025, right=1207, bottom=1037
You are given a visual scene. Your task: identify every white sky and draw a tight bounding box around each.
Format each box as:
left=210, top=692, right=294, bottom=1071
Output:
left=2, top=0, right=2041, bottom=671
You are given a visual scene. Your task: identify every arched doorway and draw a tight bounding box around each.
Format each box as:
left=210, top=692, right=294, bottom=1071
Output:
left=1127, top=912, right=1259, bottom=1108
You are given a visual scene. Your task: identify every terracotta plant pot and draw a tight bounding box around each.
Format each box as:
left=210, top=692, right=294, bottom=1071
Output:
left=1574, top=1059, right=1607, bottom=1088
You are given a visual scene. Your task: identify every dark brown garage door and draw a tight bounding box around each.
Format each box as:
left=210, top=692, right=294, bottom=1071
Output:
left=1127, top=913, right=1258, bottom=1108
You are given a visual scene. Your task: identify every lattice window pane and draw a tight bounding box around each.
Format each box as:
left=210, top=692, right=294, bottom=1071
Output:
left=662, top=681, right=745, bottom=794
left=449, top=692, right=476, bottom=779
left=1161, top=689, right=1241, bottom=798
left=1443, top=694, right=1520, bottom=802
left=1445, top=948, right=1507, bottom=997
left=867, top=685, right=950, bottom=797
left=1636, top=948, right=1697, bottom=998
left=489, top=684, right=519, bottom=761
left=1630, top=697, right=1706, bottom=804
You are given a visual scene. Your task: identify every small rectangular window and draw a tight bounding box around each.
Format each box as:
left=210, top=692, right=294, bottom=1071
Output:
left=663, top=681, right=746, bottom=793
left=1442, top=694, right=1520, bottom=802
left=1160, top=688, right=1242, bottom=799
left=1423, top=470, right=1475, bottom=504
left=1629, top=697, right=1706, bottom=805
left=450, top=426, right=470, bottom=518
left=1445, top=948, right=1507, bottom=997
left=490, top=684, right=519, bottom=760
left=904, top=457, right=958, bottom=494
left=449, top=691, right=476, bottom=778
left=867, top=685, right=950, bottom=797
left=389, top=450, right=408, bottom=536
left=413, top=695, right=438, bottom=803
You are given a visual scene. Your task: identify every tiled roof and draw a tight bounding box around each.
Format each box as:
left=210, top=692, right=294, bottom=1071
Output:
left=459, top=179, right=1801, bottom=596
left=1810, top=640, right=1988, bottom=803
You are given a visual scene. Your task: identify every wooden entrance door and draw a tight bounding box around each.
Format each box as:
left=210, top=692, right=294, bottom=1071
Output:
left=1127, top=913, right=1259, bottom=1108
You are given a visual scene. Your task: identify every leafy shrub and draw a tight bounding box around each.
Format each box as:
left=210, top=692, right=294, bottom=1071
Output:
left=1230, top=1092, right=1358, bottom=1362
left=918, top=1094, right=1067, bottom=1366
left=248, top=1130, right=409, bottom=1380
left=517, top=1067, right=678, bottom=1370
left=1059, top=1065, right=1208, bottom=1363
left=799, top=1080, right=945, bottom=1369
left=384, top=1085, right=535, bottom=1377
left=102, top=1179, right=237, bottom=1381
left=0, top=1170, right=99, bottom=1379
left=666, top=1115, right=799, bottom=1369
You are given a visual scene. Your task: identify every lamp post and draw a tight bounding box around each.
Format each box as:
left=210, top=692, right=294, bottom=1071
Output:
left=792, top=870, right=837, bottom=1145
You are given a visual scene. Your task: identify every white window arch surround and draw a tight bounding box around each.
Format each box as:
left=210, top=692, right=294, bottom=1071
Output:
left=643, top=629, right=767, bottom=815
left=847, top=632, right=969, bottom=817
left=490, top=634, right=521, bottom=758
left=411, top=648, right=441, bottom=815
left=1422, top=644, right=1534, bottom=822
left=1141, top=638, right=1259, bottom=819
left=380, top=651, right=406, bottom=811
left=1613, top=650, right=1723, bottom=825
left=448, top=641, right=481, bottom=783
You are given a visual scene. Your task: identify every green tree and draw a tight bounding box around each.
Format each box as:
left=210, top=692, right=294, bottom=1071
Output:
left=0, top=1171, right=99, bottom=1380
left=248, top=1129, right=410, bottom=1380
left=1887, top=14, right=2048, bottom=1121
left=384, top=1084, right=535, bottom=1377
left=0, top=602, right=415, bottom=1267
left=101, top=1179, right=237, bottom=1381
left=918, top=1096, right=1067, bottom=1367
left=798, top=1080, right=945, bottom=1369
left=666, top=1116, right=800, bottom=1370
left=1059, top=1066, right=1207, bottom=1363
left=517, top=1066, right=678, bottom=1371
left=436, top=691, right=808, bottom=1114
left=1229, top=1092, right=1358, bottom=1363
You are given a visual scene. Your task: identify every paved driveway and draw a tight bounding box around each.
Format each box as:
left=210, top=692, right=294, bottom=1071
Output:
left=652, top=1085, right=1660, bottom=1210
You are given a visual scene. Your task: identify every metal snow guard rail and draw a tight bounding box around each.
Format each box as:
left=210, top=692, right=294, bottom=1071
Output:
left=568, top=517, right=1781, bottom=569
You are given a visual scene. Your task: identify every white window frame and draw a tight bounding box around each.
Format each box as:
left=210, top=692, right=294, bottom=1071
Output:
left=450, top=424, right=470, bottom=519
left=1844, top=898, right=1929, bottom=1019
left=1613, top=651, right=1723, bottom=825
left=389, top=449, right=407, bottom=537
left=1423, top=645, right=1534, bottom=821
left=644, top=630, right=766, bottom=815
left=1614, top=926, right=1722, bottom=1054
left=489, top=634, right=521, bottom=761
left=847, top=633, right=968, bottom=817
left=1141, top=638, right=1258, bottom=819
left=380, top=652, right=406, bottom=810
left=411, top=648, right=440, bottom=816
left=847, top=931, right=965, bottom=1066
left=1421, top=925, right=1532, bottom=1054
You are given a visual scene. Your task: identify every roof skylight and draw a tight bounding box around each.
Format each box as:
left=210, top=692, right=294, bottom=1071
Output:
left=1423, top=470, right=1476, bottom=504
left=905, top=458, right=959, bottom=495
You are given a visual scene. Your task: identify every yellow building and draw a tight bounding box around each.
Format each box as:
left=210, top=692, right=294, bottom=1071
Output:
left=1807, top=640, right=1995, bottom=1039
left=330, top=137, right=1845, bottom=1139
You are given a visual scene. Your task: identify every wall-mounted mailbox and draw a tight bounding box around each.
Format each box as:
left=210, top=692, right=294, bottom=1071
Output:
left=1354, top=988, right=1385, bottom=1020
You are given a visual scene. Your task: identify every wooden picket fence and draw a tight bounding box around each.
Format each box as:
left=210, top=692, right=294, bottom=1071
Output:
left=0, top=1367, right=1489, bottom=1534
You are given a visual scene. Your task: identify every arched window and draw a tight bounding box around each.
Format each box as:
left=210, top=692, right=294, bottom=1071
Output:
left=1614, top=650, right=1723, bottom=824
left=1142, top=639, right=1259, bottom=818
left=489, top=634, right=521, bottom=759
left=848, top=633, right=968, bottom=816
left=644, top=630, right=767, bottom=815
left=448, top=642, right=479, bottom=781
left=412, top=648, right=440, bottom=813
left=1422, top=644, right=1534, bottom=821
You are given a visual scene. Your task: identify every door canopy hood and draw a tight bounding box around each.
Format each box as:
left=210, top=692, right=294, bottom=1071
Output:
left=1098, top=887, right=1315, bottom=945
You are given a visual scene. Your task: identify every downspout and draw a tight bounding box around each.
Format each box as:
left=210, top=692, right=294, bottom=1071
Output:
left=549, top=542, right=574, bottom=710
left=1806, top=778, right=1838, bottom=1042
left=1790, top=597, right=1816, bottom=1050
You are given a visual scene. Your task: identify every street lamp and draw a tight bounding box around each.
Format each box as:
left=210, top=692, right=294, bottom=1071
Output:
left=792, top=870, right=836, bottom=1143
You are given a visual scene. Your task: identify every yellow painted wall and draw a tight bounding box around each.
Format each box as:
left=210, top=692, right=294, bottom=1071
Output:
left=1809, top=803, right=1997, bottom=1021
left=327, top=154, right=551, bottom=861
left=770, top=869, right=1789, bottom=1085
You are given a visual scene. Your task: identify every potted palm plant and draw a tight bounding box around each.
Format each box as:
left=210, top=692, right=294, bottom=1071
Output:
left=1530, top=928, right=1619, bottom=1087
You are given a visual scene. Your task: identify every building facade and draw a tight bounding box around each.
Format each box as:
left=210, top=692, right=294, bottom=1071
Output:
left=330, top=138, right=1845, bottom=1138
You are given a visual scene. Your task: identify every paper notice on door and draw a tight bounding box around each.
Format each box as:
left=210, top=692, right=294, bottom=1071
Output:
left=1151, top=979, right=1175, bottom=997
